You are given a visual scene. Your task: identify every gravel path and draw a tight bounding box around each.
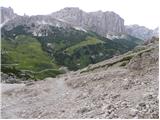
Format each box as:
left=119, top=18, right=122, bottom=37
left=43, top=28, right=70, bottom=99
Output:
left=1, top=77, right=81, bottom=118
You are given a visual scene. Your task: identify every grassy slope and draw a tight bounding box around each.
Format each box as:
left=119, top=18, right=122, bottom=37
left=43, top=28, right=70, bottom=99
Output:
left=2, top=35, right=57, bottom=71
left=65, top=36, right=104, bottom=54
left=1, top=35, right=62, bottom=79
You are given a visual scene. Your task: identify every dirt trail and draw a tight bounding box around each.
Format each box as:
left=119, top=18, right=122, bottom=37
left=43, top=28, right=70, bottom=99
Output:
left=1, top=64, right=158, bottom=119
left=1, top=77, right=81, bottom=118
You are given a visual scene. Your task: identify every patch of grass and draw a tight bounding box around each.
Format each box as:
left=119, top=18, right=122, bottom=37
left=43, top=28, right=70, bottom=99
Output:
left=1, top=35, right=64, bottom=80
left=2, top=35, right=58, bottom=71
left=2, top=66, right=63, bottom=80
left=132, top=46, right=146, bottom=53
left=34, top=69, right=63, bottom=80
left=65, top=36, right=104, bottom=54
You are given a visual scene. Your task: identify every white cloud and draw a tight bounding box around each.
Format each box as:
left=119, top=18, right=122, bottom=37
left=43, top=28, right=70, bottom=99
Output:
left=0, top=0, right=159, bottom=29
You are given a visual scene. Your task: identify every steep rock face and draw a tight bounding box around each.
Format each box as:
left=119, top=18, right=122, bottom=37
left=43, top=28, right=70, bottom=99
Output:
left=125, top=25, right=159, bottom=40
left=3, top=15, right=72, bottom=29
left=1, top=7, right=72, bottom=31
left=51, top=7, right=125, bottom=36
left=1, top=7, right=17, bottom=25
left=2, top=15, right=72, bottom=36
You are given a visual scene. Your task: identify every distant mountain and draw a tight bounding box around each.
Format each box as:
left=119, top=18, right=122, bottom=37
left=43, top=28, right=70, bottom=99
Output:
left=1, top=7, right=18, bottom=26
left=51, top=7, right=125, bottom=37
left=1, top=7, right=158, bottom=41
left=1, top=7, right=125, bottom=37
left=125, top=25, right=159, bottom=40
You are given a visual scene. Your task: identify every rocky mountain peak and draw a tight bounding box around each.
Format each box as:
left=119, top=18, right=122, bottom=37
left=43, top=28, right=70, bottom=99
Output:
left=51, top=7, right=125, bottom=36
left=1, top=7, right=17, bottom=24
left=61, top=7, right=82, bottom=11
left=125, top=24, right=159, bottom=40
left=2, top=7, right=157, bottom=40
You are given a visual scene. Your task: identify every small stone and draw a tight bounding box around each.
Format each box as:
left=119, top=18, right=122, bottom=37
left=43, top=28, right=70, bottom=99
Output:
left=108, top=113, right=118, bottom=119
left=61, top=110, right=65, bottom=113
left=121, top=101, right=128, bottom=108
left=103, top=93, right=108, bottom=97
left=129, top=108, right=138, bottom=117
left=146, top=94, right=154, bottom=100
left=107, top=104, right=114, bottom=110
left=112, top=94, right=120, bottom=99
left=151, top=111, right=159, bottom=119
left=77, top=107, right=91, bottom=114
left=139, top=103, right=146, bottom=108
left=25, top=82, right=34, bottom=86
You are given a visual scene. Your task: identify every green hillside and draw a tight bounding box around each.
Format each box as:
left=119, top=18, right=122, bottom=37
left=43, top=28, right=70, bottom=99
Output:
left=65, top=36, right=104, bottom=54
left=1, top=35, right=61, bottom=79
left=1, top=25, right=143, bottom=79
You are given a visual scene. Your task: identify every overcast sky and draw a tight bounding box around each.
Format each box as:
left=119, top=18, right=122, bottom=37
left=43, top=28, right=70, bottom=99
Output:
left=1, top=0, right=159, bottom=29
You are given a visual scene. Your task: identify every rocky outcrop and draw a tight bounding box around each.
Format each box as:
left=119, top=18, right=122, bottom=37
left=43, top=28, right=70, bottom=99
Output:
left=1, top=7, right=72, bottom=33
left=1, top=7, right=17, bottom=26
left=125, top=25, right=159, bottom=40
left=2, top=7, right=158, bottom=40
left=51, top=7, right=125, bottom=36
left=1, top=72, right=20, bottom=84
left=2, top=15, right=72, bottom=31
left=2, top=15, right=72, bottom=38
left=2, top=7, right=125, bottom=37
left=1, top=72, right=34, bottom=84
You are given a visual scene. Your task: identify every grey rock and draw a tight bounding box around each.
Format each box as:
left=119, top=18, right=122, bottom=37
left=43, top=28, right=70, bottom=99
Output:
left=2, top=7, right=125, bottom=38
left=1, top=72, right=20, bottom=84
left=25, top=82, right=35, bottom=86
left=129, top=108, right=138, bottom=117
left=51, top=7, right=125, bottom=37
left=1, top=7, right=17, bottom=25
left=77, top=107, right=91, bottom=114
left=125, top=24, right=159, bottom=40
left=137, top=103, right=147, bottom=110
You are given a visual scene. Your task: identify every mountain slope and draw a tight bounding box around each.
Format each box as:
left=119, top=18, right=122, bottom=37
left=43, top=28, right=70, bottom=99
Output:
left=1, top=35, right=63, bottom=80
left=2, top=23, right=142, bottom=72
left=125, top=25, right=159, bottom=40
left=1, top=7, right=125, bottom=37
left=1, top=7, right=158, bottom=41
left=1, top=7, right=18, bottom=25
left=1, top=37, right=158, bottom=119
left=1, top=35, right=57, bottom=71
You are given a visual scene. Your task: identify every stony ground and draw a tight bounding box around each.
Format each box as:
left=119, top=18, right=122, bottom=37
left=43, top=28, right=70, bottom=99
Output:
left=1, top=38, right=159, bottom=119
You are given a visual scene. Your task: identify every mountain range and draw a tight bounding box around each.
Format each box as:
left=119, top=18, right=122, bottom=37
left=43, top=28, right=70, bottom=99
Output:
left=1, top=7, right=159, bottom=40
left=126, top=25, right=159, bottom=40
